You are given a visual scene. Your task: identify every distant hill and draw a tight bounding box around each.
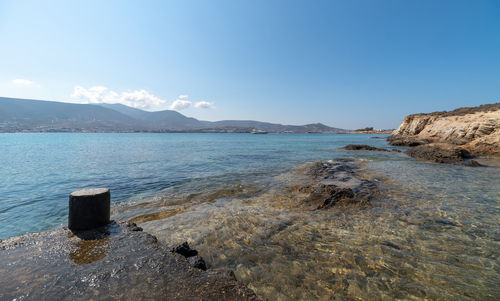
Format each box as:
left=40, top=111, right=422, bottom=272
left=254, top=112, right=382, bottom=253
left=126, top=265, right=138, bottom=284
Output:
left=98, top=103, right=203, bottom=130
left=0, top=97, right=347, bottom=133
left=0, top=97, right=144, bottom=131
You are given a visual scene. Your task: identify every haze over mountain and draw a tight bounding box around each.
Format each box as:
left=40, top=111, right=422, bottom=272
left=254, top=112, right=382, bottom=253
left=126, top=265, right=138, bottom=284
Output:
left=0, top=97, right=346, bottom=133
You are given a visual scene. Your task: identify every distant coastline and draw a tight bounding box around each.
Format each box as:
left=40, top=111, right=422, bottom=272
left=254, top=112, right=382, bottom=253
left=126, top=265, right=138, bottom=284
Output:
left=0, top=97, right=347, bottom=134
left=0, top=129, right=351, bottom=134
left=347, top=130, right=393, bottom=134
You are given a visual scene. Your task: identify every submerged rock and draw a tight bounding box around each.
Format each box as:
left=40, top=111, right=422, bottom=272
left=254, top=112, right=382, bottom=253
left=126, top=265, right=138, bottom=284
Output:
left=0, top=221, right=260, bottom=300
left=289, top=160, right=377, bottom=209
left=341, top=144, right=389, bottom=152
left=319, top=187, right=355, bottom=208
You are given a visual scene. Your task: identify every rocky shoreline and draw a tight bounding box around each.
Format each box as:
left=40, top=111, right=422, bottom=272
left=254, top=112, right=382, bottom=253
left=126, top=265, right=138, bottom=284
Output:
left=342, top=141, right=485, bottom=166
left=388, top=103, right=499, bottom=156
left=0, top=221, right=260, bottom=300
left=4, top=128, right=491, bottom=300
left=0, top=158, right=381, bottom=301
left=386, top=103, right=499, bottom=165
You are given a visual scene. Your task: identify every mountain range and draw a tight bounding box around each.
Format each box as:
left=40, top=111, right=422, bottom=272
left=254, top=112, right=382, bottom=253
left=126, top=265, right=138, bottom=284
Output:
left=0, top=97, right=346, bottom=133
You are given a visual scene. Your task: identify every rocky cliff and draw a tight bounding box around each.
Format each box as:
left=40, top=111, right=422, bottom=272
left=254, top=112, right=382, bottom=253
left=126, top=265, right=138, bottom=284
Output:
left=389, top=103, right=500, bottom=156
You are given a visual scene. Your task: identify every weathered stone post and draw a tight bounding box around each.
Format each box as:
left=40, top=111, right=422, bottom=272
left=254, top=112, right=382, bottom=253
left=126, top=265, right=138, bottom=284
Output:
left=68, top=188, right=110, bottom=231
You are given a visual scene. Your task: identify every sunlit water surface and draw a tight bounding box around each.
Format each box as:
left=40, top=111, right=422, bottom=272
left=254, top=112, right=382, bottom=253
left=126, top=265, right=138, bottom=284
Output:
left=1, top=133, right=499, bottom=300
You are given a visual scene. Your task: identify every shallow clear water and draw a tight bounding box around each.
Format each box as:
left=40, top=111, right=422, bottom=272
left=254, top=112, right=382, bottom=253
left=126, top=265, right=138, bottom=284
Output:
left=1, top=133, right=499, bottom=300
left=0, top=132, right=390, bottom=238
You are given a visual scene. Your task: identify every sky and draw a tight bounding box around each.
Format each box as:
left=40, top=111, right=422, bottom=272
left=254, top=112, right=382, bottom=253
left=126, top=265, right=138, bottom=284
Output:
left=0, top=0, right=499, bottom=129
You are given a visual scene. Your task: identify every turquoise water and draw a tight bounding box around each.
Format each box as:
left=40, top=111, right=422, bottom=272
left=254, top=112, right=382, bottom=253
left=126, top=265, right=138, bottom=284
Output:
left=0, top=133, right=389, bottom=239
left=1, top=133, right=499, bottom=300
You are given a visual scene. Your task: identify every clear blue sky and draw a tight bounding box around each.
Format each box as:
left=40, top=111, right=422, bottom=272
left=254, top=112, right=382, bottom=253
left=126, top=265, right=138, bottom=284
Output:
left=0, top=0, right=499, bottom=129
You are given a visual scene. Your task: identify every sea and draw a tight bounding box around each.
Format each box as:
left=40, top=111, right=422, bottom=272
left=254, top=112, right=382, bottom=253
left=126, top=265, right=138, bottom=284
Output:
left=1, top=133, right=499, bottom=300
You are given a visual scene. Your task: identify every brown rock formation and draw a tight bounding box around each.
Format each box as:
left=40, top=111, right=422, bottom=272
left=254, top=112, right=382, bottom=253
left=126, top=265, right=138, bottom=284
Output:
left=286, top=160, right=377, bottom=209
left=341, top=144, right=389, bottom=152
left=405, top=143, right=483, bottom=166
left=389, top=103, right=500, bottom=156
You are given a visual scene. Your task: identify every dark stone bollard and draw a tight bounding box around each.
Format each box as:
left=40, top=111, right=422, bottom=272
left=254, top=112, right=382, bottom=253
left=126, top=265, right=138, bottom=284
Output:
left=68, top=188, right=110, bottom=231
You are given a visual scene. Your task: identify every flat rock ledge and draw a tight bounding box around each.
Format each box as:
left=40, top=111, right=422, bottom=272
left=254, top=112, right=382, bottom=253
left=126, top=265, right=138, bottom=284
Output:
left=0, top=221, right=260, bottom=301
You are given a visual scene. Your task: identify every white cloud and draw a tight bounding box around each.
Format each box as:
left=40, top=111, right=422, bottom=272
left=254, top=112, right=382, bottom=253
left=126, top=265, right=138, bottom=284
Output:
left=71, top=87, right=213, bottom=111
left=12, top=78, right=39, bottom=87
left=194, top=101, right=213, bottom=109
left=71, top=86, right=166, bottom=109
left=169, top=99, right=192, bottom=110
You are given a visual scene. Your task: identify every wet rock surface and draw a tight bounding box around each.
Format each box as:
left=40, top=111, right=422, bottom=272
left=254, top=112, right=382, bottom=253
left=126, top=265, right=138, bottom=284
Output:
left=288, top=160, right=377, bottom=209
left=188, top=255, right=208, bottom=271
left=341, top=144, right=389, bottom=152
left=0, top=221, right=260, bottom=300
left=405, top=143, right=483, bottom=166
